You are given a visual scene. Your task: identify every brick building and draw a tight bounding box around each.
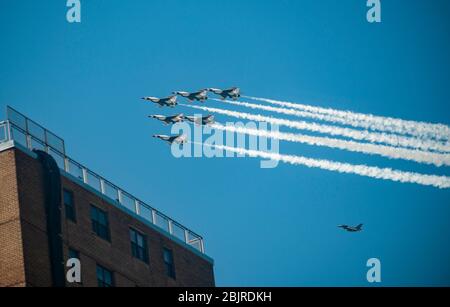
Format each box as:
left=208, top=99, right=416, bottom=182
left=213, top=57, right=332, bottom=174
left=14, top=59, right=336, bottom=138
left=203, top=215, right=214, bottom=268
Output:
left=0, top=107, right=214, bottom=287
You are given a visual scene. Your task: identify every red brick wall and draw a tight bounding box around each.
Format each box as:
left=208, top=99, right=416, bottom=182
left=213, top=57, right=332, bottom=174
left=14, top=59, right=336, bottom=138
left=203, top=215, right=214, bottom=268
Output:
left=0, top=148, right=26, bottom=287
left=14, top=148, right=53, bottom=287
left=0, top=146, right=215, bottom=287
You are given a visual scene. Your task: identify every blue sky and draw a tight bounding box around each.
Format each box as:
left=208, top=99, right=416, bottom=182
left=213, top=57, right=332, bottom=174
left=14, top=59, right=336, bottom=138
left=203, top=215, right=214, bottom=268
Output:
left=1, top=0, right=449, bottom=286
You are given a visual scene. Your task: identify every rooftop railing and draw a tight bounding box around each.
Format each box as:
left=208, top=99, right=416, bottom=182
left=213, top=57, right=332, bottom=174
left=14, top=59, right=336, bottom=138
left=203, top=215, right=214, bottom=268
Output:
left=0, top=120, right=9, bottom=143
left=1, top=106, right=205, bottom=254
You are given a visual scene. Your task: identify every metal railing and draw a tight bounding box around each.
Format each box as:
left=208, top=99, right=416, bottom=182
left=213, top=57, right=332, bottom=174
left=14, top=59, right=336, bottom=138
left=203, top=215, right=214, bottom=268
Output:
left=0, top=120, right=9, bottom=143
left=1, top=107, right=205, bottom=254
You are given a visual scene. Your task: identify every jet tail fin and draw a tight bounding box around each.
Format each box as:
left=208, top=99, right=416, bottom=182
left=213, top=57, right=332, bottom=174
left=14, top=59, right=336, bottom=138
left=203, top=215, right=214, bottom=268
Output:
left=356, top=224, right=363, bottom=230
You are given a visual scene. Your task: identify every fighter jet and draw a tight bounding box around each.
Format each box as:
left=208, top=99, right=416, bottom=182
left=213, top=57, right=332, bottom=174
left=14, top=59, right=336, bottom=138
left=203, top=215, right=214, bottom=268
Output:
left=149, top=114, right=184, bottom=125
left=184, top=115, right=215, bottom=126
left=338, top=224, right=363, bottom=232
left=173, top=89, right=208, bottom=102
left=152, top=134, right=187, bottom=146
left=141, top=95, right=178, bottom=108
left=208, top=87, right=241, bottom=101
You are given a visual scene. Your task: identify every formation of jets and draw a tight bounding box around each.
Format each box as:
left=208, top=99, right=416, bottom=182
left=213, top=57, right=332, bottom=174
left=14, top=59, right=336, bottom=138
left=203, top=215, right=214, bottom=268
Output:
left=142, top=88, right=365, bottom=234
left=338, top=224, right=363, bottom=232
left=143, top=87, right=239, bottom=147
left=143, top=87, right=241, bottom=107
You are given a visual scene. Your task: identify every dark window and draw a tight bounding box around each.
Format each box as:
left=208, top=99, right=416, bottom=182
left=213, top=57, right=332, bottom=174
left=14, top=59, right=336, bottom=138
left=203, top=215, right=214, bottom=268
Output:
left=96, top=264, right=114, bottom=287
left=130, top=228, right=148, bottom=263
left=63, top=189, right=76, bottom=222
left=163, top=248, right=176, bottom=279
left=68, top=248, right=79, bottom=260
left=90, top=205, right=110, bottom=241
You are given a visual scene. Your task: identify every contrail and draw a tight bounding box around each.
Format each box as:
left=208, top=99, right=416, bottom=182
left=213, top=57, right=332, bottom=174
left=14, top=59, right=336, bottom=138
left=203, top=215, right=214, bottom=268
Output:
left=190, top=142, right=450, bottom=189
left=215, top=98, right=450, bottom=153
left=243, top=96, right=450, bottom=141
left=209, top=123, right=450, bottom=167
left=181, top=104, right=450, bottom=152
left=214, top=98, right=352, bottom=123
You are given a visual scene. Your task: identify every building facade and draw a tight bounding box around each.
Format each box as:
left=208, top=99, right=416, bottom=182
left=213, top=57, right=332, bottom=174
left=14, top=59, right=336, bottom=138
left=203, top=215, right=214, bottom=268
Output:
left=0, top=108, right=214, bottom=287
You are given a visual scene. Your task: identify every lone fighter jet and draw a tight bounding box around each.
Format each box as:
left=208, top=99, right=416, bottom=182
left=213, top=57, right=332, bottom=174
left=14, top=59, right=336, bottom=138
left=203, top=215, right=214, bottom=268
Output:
left=184, top=115, right=215, bottom=126
left=338, top=224, right=363, bottom=232
left=141, top=95, right=178, bottom=108
left=208, top=87, right=241, bottom=101
left=173, top=89, right=208, bottom=102
left=153, top=134, right=187, bottom=146
left=149, top=114, right=184, bottom=125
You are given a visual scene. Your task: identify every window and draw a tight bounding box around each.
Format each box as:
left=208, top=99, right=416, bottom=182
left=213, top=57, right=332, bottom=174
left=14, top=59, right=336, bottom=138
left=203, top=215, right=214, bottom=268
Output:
left=68, top=248, right=79, bottom=260
left=96, top=264, right=114, bottom=287
left=90, top=205, right=110, bottom=241
left=163, top=248, right=176, bottom=279
left=130, top=228, right=148, bottom=263
left=63, top=189, right=76, bottom=222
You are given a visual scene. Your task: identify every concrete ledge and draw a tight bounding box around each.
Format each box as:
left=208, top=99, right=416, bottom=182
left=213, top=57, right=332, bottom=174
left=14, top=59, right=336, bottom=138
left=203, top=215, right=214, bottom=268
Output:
left=0, top=140, right=15, bottom=153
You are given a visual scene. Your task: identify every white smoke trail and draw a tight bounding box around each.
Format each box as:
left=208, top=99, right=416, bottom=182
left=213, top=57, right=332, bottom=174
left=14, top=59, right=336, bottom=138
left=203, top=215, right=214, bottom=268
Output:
left=209, top=123, right=450, bottom=167
left=214, top=98, right=350, bottom=123
left=181, top=104, right=450, bottom=152
left=215, top=98, right=450, bottom=153
left=243, top=96, right=450, bottom=141
left=191, top=142, right=450, bottom=189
